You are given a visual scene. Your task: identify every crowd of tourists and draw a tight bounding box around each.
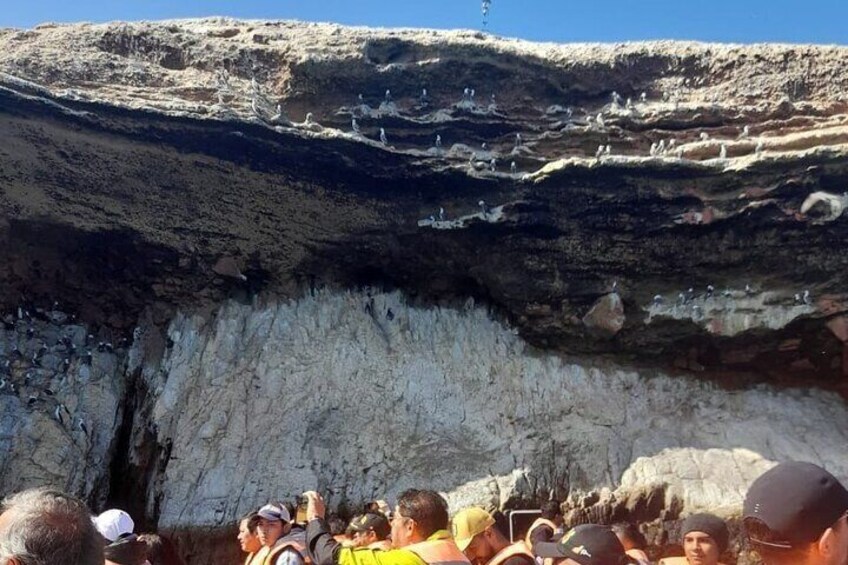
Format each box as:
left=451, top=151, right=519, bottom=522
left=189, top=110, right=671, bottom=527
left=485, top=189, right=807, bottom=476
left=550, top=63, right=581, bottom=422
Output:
left=0, top=461, right=846, bottom=565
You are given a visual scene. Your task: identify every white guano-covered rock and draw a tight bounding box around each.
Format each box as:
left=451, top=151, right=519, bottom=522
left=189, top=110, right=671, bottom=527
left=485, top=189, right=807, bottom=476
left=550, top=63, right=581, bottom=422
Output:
left=140, top=290, right=848, bottom=528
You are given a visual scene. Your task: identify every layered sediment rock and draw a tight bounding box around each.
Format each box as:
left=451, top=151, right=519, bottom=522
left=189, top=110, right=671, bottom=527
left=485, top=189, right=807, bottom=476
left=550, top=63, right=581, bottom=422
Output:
left=0, top=17, right=847, bottom=564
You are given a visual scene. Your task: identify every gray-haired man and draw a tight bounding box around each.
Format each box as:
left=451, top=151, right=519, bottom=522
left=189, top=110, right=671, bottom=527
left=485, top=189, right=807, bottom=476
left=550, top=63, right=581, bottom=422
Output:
left=0, top=487, right=103, bottom=565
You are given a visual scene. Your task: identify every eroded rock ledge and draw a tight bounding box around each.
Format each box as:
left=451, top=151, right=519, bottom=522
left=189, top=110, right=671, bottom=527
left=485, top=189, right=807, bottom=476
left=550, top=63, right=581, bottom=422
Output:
left=1, top=19, right=848, bottom=378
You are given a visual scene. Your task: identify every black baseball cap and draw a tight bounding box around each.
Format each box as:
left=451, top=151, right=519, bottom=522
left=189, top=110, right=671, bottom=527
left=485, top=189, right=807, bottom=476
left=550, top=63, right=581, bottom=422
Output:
left=534, top=524, right=635, bottom=565
left=347, top=513, right=391, bottom=539
left=743, top=461, right=848, bottom=548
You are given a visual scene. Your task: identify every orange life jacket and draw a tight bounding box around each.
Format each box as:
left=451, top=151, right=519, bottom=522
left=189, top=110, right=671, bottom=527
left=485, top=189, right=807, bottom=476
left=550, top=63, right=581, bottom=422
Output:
left=487, top=542, right=534, bottom=565
left=248, top=547, right=270, bottom=565
left=405, top=537, right=471, bottom=565
left=262, top=539, right=312, bottom=565
left=524, top=518, right=558, bottom=549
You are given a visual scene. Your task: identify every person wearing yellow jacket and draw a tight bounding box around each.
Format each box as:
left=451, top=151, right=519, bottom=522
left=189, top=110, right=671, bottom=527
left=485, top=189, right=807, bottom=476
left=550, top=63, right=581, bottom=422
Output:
left=304, top=490, right=471, bottom=565
left=347, top=513, right=393, bottom=551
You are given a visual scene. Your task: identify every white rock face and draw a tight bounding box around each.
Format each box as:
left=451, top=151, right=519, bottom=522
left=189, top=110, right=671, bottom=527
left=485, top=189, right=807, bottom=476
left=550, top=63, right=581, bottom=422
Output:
left=619, top=448, right=777, bottom=517
left=138, top=290, right=848, bottom=528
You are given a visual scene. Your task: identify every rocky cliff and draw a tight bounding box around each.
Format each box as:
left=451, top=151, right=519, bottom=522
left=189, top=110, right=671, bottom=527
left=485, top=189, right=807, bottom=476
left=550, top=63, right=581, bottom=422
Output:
left=0, top=17, right=847, bottom=564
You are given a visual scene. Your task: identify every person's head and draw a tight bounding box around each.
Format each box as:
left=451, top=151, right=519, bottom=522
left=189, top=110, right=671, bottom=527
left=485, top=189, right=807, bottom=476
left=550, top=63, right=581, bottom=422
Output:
left=255, top=503, right=292, bottom=547
left=238, top=512, right=263, bottom=554
left=138, top=533, right=185, bottom=565
left=364, top=502, right=380, bottom=514
left=103, top=535, right=149, bottom=565
left=328, top=515, right=349, bottom=537
left=0, top=488, right=103, bottom=565
left=611, top=523, right=646, bottom=552
left=743, top=461, right=848, bottom=565
left=94, top=509, right=135, bottom=543
left=534, top=524, right=634, bottom=565
left=452, top=507, right=509, bottom=565
left=679, top=514, right=728, bottom=565
left=540, top=501, right=563, bottom=527
left=391, top=490, right=449, bottom=548
left=347, top=513, right=391, bottom=548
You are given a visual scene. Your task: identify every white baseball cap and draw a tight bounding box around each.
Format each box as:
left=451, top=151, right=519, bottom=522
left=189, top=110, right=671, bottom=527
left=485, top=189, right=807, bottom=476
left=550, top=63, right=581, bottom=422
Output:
left=93, top=509, right=135, bottom=542
left=257, top=503, right=291, bottom=523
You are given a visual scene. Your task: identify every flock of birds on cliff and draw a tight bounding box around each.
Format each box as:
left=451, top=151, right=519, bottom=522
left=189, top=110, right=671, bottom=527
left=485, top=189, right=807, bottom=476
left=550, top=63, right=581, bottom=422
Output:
left=213, top=69, right=767, bottom=170
left=0, top=299, right=129, bottom=442
left=644, top=283, right=815, bottom=322
left=202, top=69, right=794, bottom=226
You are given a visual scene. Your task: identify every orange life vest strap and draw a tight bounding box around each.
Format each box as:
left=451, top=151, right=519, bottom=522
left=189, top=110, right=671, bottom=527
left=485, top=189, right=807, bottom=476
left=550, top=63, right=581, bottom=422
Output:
left=488, top=542, right=534, bottom=565
left=264, top=540, right=312, bottom=565
left=405, top=538, right=471, bottom=565
left=524, top=518, right=557, bottom=548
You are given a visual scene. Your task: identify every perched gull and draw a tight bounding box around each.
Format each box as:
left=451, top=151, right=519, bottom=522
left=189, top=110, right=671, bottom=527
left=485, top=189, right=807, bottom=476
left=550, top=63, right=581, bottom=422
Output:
left=611, top=91, right=622, bottom=106
left=800, top=191, right=848, bottom=221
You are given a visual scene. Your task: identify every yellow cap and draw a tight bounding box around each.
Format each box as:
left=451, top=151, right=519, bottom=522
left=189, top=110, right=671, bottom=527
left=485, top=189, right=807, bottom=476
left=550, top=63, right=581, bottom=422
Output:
left=451, top=507, right=496, bottom=551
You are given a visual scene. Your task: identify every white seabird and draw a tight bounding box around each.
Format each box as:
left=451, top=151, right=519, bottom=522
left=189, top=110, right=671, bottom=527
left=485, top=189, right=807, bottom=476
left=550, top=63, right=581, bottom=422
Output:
left=800, top=191, right=848, bottom=222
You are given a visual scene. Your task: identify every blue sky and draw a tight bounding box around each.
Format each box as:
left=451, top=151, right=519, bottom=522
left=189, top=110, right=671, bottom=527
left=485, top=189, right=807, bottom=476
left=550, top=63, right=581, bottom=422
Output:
left=2, top=1, right=846, bottom=45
